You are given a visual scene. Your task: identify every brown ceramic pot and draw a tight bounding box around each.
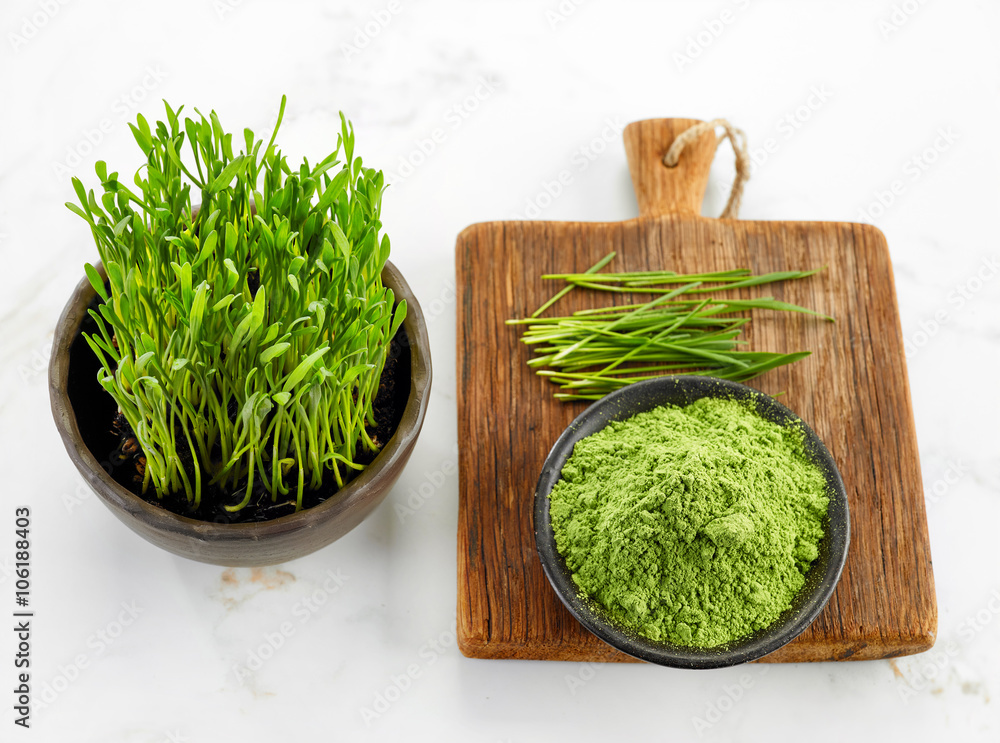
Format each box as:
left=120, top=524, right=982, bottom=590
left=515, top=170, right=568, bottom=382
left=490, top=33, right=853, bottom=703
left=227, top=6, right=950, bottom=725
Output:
left=49, top=261, right=431, bottom=566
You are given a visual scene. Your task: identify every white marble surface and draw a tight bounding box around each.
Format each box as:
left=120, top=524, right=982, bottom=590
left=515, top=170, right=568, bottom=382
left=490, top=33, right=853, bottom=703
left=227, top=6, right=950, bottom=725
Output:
left=1, top=0, right=998, bottom=740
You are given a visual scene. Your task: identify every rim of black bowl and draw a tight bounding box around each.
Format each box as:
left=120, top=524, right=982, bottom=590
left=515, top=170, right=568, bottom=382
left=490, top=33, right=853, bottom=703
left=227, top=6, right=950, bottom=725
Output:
left=534, top=375, right=850, bottom=669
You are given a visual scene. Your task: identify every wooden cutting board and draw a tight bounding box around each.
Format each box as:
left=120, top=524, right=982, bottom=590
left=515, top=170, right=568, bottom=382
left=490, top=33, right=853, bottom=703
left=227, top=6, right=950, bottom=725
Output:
left=455, top=118, right=936, bottom=663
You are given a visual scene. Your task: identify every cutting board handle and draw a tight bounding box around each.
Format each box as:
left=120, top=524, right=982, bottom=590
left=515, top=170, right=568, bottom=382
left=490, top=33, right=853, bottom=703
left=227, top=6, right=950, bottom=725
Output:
left=624, top=118, right=717, bottom=219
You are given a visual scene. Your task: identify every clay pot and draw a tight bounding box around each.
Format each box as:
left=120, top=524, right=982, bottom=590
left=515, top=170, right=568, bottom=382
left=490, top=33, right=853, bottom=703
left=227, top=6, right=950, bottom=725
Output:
left=49, top=261, right=431, bottom=566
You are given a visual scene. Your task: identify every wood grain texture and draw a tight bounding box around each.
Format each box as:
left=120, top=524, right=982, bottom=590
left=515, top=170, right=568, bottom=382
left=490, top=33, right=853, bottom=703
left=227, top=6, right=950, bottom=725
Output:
left=455, top=119, right=936, bottom=663
left=624, top=117, right=717, bottom=218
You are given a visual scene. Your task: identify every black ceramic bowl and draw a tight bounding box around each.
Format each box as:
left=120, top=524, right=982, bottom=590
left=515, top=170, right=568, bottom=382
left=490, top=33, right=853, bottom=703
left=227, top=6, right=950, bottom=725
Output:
left=534, top=376, right=849, bottom=669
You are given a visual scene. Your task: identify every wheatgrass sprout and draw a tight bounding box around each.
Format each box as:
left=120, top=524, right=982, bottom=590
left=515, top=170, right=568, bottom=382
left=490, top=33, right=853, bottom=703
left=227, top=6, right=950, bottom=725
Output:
left=68, top=97, right=407, bottom=512
left=509, top=252, right=831, bottom=401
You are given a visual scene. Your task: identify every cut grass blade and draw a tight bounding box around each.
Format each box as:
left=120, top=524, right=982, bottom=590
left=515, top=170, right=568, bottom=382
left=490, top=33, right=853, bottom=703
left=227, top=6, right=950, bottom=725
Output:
left=512, top=254, right=831, bottom=401
left=531, top=251, right=615, bottom=318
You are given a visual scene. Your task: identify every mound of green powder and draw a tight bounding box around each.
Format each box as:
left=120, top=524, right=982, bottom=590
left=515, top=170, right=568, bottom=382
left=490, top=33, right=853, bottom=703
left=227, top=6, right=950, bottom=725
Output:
left=549, top=396, right=830, bottom=648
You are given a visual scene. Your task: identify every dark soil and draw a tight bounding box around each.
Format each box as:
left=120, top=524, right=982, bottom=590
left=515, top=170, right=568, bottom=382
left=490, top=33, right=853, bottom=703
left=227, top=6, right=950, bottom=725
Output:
left=68, top=294, right=411, bottom=524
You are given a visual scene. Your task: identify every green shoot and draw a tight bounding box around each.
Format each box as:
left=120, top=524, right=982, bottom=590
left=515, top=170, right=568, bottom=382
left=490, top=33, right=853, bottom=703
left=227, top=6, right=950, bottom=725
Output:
left=510, top=253, right=831, bottom=400
left=68, top=98, right=405, bottom=512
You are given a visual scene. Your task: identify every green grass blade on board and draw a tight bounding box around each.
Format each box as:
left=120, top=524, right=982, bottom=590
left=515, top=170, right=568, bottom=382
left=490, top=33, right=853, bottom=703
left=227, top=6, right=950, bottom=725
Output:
left=510, top=254, right=831, bottom=401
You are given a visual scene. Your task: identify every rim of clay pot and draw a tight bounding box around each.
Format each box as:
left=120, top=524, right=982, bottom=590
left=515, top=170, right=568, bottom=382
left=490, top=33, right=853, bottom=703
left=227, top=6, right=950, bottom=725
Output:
left=49, top=259, right=431, bottom=563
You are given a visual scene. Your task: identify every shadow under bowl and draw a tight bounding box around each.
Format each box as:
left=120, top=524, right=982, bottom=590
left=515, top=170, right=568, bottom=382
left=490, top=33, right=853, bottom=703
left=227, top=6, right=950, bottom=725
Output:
left=534, top=375, right=849, bottom=669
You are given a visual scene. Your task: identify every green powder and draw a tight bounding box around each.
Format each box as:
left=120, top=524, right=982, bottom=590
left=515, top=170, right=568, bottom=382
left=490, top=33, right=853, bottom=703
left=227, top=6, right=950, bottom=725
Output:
left=549, top=397, right=830, bottom=648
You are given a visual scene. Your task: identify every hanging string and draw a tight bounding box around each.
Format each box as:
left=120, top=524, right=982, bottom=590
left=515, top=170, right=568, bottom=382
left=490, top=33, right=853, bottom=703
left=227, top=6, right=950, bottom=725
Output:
left=663, top=118, right=749, bottom=219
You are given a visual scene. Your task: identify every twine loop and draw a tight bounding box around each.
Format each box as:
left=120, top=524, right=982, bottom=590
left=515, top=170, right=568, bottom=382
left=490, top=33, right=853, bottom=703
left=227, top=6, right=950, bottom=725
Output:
left=662, top=118, right=749, bottom=219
